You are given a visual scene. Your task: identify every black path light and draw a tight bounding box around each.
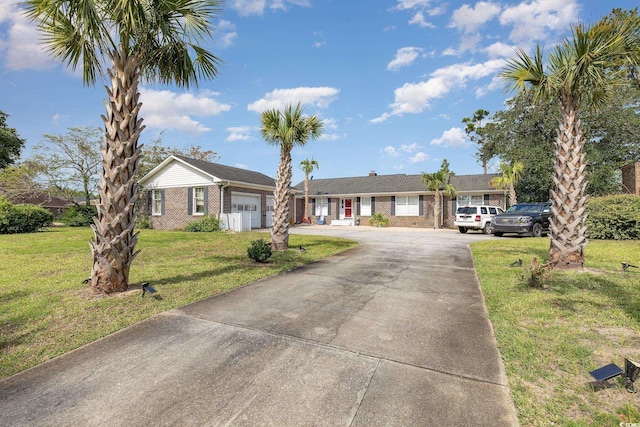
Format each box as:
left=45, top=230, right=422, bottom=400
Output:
left=625, top=358, right=640, bottom=393
left=589, top=359, right=640, bottom=393
left=621, top=262, right=638, bottom=271
left=141, top=282, right=157, bottom=298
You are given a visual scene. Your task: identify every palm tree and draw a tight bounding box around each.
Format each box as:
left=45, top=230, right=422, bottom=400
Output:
left=490, top=161, right=524, bottom=207
left=261, top=104, right=323, bottom=250
left=299, top=158, right=319, bottom=223
left=421, top=170, right=456, bottom=229
left=500, top=15, right=639, bottom=269
left=24, top=0, right=222, bottom=293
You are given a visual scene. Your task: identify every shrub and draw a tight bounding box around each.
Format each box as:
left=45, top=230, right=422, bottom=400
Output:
left=184, top=215, right=220, bottom=232
left=586, top=195, right=640, bottom=240
left=247, top=238, right=272, bottom=263
left=370, top=212, right=390, bottom=227
left=136, top=215, right=152, bottom=229
left=0, top=196, right=53, bottom=234
left=62, top=204, right=97, bottom=227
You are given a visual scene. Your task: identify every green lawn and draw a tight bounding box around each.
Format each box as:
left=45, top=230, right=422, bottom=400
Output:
left=0, top=227, right=358, bottom=379
left=471, top=238, right=640, bottom=426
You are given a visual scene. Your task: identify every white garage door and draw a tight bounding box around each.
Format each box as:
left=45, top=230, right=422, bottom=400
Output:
left=266, top=196, right=274, bottom=228
left=231, top=193, right=261, bottom=229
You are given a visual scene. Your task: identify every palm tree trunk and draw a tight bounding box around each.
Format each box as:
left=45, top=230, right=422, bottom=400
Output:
left=89, top=46, right=144, bottom=293
left=509, top=183, right=517, bottom=206
left=548, top=94, right=587, bottom=269
left=434, top=189, right=441, bottom=229
left=271, top=145, right=292, bottom=250
left=304, top=175, right=309, bottom=221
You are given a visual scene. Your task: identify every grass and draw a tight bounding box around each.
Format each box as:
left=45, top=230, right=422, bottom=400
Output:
left=0, top=227, right=358, bottom=379
left=471, top=237, right=640, bottom=426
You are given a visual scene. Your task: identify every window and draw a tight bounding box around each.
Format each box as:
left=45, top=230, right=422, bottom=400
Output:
left=152, top=189, right=162, bottom=215
left=315, top=198, right=328, bottom=216
left=457, top=195, right=484, bottom=208
left=396, top=196, right=419, bottom=216
left=361, top=197, right=371, bottom=216
left=194, top=187, right=205, bottom=214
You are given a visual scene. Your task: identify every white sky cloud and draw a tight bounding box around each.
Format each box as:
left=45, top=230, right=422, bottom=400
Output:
left=484, top=41, right=517, bottom=58
left=230, top=0, right=310, bottom=16
left=2, top=7, right=54, bottom=71
left=372, top=59, right=505, bottom=122
left=140, top=88, right=231, bottom=135
left=430, top=127, right=467, bottom=147
left=215, top=20, right=238, bottom=48
left=408, top=11, right=435, bottom=28
left=383, top=146, right=400, bottom=157
left=226, top=126, right=253, bottom=142
left=499, top=0, right=579, bottom=43
left=409, top=152, right=428, bottom=163
left=247, top=87, right=339, bottom=112
left=400, top=143, right=421, bottom=153
left=450, top=2, right=501, bottom=33
left=387, top=47, right=423, bottom=71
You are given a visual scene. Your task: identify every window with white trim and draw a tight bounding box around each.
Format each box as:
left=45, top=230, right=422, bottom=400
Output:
left=396, top=196, right=419, bottom=216
left=457, top=195, right=484, bottom=207
left=152, top=189, right=162, bottom=216
left=194, top=187, right=205, bottom=214
left=315, top=198, right=328, bottom=216
left=360, top=197, right=371, bottom=216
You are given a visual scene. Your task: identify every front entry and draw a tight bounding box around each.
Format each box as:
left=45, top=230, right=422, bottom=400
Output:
left=340, top=198, right=353, bottom=220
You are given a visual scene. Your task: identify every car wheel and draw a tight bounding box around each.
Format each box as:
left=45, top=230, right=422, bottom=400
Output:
left=483, top=222, right=492, bottom=234
left=531, top=222, right=542, bottom=237
left=458, top=227, right=467, bottom=234
left=493, top=232, right=503, bottom=237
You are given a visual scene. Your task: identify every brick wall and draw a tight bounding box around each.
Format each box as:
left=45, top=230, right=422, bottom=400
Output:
left=622, top=162, right=640, bottom=196
left=148, top=185, right=222, bottom=230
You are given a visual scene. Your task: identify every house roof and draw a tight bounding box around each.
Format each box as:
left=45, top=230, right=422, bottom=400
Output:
left=294, top=172, right=501, bottom=196
left=9, top=193, right=71, bottom=208
left=173, top=156, right=276, bottom=187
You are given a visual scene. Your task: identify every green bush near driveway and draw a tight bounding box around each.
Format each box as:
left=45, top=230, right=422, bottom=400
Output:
left=587, top=195, right=640, bottom=240
left=0, top=196, right=53, bottom=234
left=0, top=227, right=357, bottom=379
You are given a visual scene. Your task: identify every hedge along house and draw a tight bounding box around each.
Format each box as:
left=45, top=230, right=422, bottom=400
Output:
left=293, top=171, right=505, bottom=228
left=139, top=155, right=295, bottom=230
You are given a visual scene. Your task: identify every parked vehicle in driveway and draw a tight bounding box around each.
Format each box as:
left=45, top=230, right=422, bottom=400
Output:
left=491, top=202, right=552, bottom=237
left=454, top=205, right=505, bottom=234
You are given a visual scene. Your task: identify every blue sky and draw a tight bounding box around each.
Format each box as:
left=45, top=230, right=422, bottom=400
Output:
left=0, top=0, right=636, bottom=186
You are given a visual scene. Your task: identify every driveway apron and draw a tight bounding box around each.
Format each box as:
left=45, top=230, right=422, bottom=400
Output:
left=0, top=227, right=519, bottom=426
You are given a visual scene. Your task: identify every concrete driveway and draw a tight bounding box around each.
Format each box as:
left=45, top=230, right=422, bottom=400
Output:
left=0, top=226, right=519, bottom=426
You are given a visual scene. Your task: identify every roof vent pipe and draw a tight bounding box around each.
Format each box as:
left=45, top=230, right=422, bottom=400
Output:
left=369, top=171, right=377, bottom=177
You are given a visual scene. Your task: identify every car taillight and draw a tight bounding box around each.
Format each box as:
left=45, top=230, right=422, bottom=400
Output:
left=475, top=215, right=481, bottom=222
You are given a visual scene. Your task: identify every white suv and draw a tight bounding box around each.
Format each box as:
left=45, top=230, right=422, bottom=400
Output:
left=454, top=205, right=505, bottom=234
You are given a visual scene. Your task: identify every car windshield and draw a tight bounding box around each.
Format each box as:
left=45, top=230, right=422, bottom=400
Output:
left=457, top=207, right=476, bottom=214
left=506, top=204, right=542, bottom=213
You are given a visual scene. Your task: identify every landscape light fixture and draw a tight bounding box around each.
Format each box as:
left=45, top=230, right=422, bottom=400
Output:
left=625, top=358, right=640, bottom=393
left=141, top=282, right=157, bottom=298
left=621, top=262, right=638, bottom=271
left=589, top=363, right=623, bottom=383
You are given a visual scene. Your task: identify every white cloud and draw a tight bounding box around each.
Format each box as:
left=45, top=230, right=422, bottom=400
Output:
left=216, top=20, right=238, bottom=48
left=408, top=11, right=435, bottom=28
left=319, top=133, right=340, bottom=141
left=484, top=42, right=516, bottom=58
left=247, top=87, right=339, bottom=112
left=409, top=152, right=428, bottom=163
left=450, top=2, right=501, bottom=33
left=430, top=127, right=467, bottom=147
left=51, top=114, right=68, bottom=126
left=383, top=146, right=400, bottom=157
left=393, top=164, right=405, bottom=170
left=387, top=47, right=423, bottom=71
left=226, top=126, right=253, bottom=142
left=139, top=88, right=231, bottom=135
left=395, top=0, right=431, bottom=11
left=234, top=163, right=248, bottom=169
left=400, top=143, right=421, bottom=153
left=372, top=59, right=505, bottom=122
left=230, top=0, right=309, bottom=16
left=2, top=7, right=54, bottom=71
left=499, top=0, right=579, bottom=43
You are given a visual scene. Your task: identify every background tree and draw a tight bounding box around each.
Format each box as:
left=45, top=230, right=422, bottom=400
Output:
left=462, top=109, right=492, bottom=174
left=139, top=134, right=218, bottom=178
left=500, top=10, right=640, bottom=269
left=0, top=161, right=42, bottom=200
left=299, top=158, right=319, bottom=222
left=32, top=127, right=102, bottom=205
left=25, top=0, right=223, bottom=294
left=261, top=103, right=323, bottom=250
left=421, top=159, right=456, bottom=229
left=490, top=161, right=524, bottom=207
left=0, top=111, right=25, bottom=170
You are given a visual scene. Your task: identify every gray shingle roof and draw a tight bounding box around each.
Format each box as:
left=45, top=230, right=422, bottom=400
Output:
left=294, top=173, right=500, bottom=196
left=175, top=155, right=276, bottom=187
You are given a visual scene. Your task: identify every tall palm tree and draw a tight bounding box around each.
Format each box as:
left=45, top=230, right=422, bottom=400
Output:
left=491, top=161, right=524, bottom=207
left=261, top=104, right=323, bottom=250
left=24, top=0, right=222, bottom=293
left=299, top=158, right=319, bottom=223
left=421, top=170, right=455, bottom=229
left=500, top=15, right=639, bottom=269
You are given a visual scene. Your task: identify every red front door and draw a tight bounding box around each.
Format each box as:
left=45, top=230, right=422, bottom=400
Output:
left=345, top=199, right=352, bottom=218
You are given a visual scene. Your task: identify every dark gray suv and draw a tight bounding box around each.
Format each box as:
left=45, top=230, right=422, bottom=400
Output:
left=491, top=202, right=552, bottom=237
